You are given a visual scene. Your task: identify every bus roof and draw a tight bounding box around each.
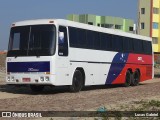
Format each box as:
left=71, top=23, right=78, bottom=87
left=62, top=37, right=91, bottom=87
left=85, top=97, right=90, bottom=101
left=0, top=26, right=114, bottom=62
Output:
left=12, top=19, right=151, bottom=42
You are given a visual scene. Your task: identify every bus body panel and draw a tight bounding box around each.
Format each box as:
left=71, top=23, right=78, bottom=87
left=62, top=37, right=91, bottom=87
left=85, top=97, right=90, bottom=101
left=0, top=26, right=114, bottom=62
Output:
left=113, top=53, right=152, bottom=84
left=69, top=48, right=116, bottom=85
left=6, top=19, right=154, bottom=87
left=6, top=56, right=57, bottom=85
left=69, top=48, right=153, bottom=85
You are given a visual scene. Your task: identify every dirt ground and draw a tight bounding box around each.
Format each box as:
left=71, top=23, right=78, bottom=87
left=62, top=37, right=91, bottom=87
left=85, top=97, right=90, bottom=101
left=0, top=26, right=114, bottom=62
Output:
left=0, top=78, right=160, bottom=111
left=0, top=54, right=160, bottom=120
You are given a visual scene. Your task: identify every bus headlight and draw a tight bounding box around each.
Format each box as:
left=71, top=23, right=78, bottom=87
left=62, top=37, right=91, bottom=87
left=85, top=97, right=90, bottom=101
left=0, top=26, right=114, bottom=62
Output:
left=45, top=76, right=50, bottom=81
left=40, top=77, right=44, bottom=81
left=7, top=77, right=10, bottom=81
left=11, top=77, right=14, bottom=81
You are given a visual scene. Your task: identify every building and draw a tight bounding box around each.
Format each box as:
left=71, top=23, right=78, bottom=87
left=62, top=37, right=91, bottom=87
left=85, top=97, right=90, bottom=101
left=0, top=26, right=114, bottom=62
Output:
left=67, top=14, right=134, bottom=33
left=138, top=0, right=160, bottom=53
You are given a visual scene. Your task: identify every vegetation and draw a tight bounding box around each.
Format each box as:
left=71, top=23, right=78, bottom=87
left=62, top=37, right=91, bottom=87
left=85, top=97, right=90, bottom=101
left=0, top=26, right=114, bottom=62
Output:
left=95, top=100, right=160, bottom=120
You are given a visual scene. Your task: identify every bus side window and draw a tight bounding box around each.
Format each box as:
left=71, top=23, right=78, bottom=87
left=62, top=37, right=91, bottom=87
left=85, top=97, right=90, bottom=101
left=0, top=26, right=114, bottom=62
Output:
left=58, top=26, right=68, bottom=56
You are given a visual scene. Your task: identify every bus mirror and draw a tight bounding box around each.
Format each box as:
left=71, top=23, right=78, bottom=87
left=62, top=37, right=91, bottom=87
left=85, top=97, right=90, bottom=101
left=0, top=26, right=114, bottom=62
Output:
left=59, top=32, right=64, bottom=44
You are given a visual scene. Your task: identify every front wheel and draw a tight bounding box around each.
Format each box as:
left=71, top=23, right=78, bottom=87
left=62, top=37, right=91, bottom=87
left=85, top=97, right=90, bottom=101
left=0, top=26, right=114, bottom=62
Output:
left=69, top=70, right=84, bottom=93
left=30, top=85, right=44, bottom=92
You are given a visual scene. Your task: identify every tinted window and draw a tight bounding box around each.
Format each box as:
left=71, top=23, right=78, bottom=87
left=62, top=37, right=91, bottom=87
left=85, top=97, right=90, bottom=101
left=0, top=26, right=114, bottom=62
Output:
left=101, top=33, right=107, bottom=50
left=123, top=37, right=133, bottom=52
left=77, top=28, right=87, bottom=48
left=93, top=31, right=100, bottom=50
left=123, top=37, right=129, bottom=51
left=101, top=33, right=112, bottom=50
left=69, top=27, right=77, bottom=47
left=143, top=41, right=152, bottom=54
left=106, top=34, right=112, bottom=49
left=68, top=26, right=152, bottom=55
left=9, top=26, right=30, bottom=51
left=29, top=25, right=55, bottom=50
left=112, top=35, right=123, bottom=51
left=8, top=25, right=56, bottom=57
left=128, top=38, right=134, bottom=52
left=12, top=33, right=20, bottom=50
left=86, top=30, right=94, bottom=49
left=133, top=39, right=143, bottom=53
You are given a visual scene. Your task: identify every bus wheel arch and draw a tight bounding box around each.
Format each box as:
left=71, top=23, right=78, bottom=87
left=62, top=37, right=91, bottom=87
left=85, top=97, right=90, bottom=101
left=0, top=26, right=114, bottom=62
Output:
left=69, top=68, right=85, bottom=92
left=131, top=69, right=140, bottom=86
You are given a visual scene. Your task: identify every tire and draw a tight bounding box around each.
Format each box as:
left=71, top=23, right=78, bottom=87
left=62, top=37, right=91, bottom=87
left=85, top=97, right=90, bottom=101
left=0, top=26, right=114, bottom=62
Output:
left=131, top=70, right=140, bottom=86
left=69, top=70, right=84, bottom=92
left=124, top=70, right=132, bottom=87
left=30, top=85, right=44, bottom=92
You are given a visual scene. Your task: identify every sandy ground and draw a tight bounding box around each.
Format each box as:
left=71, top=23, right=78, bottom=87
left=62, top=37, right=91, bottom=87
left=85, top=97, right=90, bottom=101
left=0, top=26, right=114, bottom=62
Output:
left=0, top=76, right=159, bottom=120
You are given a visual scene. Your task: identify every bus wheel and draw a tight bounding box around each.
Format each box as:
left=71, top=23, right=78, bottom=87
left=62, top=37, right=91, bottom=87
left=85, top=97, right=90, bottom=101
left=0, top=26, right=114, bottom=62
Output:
left=30, top=85, right=44, bottom=92
left=124, top=70, right=131, bottom=87
left=69, top=70, right=84, bottom=93
left=131, top=70, right=140, bottom=86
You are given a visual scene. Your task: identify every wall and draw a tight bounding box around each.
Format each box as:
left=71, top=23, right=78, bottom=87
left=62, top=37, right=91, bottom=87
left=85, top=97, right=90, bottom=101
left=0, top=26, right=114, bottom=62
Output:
left=138, top=0, right=151, bottom=37
left=67, top=14, right=134, bottom=32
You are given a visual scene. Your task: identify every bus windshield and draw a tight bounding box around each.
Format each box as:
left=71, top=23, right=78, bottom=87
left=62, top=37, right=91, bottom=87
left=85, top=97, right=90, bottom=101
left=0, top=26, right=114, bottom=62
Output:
left=8, top=25, right=56, bottom=57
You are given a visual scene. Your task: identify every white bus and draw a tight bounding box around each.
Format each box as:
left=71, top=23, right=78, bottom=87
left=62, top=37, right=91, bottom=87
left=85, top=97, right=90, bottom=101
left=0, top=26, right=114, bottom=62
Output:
left=6, top=19, right=153, bottom=92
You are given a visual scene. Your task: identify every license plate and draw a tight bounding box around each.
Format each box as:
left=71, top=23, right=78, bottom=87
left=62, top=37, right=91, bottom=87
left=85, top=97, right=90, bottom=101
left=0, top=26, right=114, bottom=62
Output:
left=22, top=78, right=31, bottom=82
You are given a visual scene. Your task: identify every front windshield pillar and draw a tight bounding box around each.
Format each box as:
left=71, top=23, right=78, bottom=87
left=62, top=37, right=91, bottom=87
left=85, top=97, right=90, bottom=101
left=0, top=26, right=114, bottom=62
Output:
left=27, top=26, right=32, bottom=56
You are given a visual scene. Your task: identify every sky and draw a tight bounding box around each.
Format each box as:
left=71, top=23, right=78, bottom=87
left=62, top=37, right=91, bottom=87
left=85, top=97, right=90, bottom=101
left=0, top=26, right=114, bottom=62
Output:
left=0, top=0, right=138, bottom=50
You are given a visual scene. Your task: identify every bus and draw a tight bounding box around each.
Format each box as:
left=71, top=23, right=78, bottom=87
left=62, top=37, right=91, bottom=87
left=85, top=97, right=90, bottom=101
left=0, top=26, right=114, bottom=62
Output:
left=6, top=19, right=154, bottom=92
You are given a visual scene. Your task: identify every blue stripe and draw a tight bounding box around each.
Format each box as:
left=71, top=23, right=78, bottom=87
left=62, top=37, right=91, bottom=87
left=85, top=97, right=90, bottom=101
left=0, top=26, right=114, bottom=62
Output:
left=106, top=53, right=129, bottom=84
left=7, top=62, right=50, bottom=72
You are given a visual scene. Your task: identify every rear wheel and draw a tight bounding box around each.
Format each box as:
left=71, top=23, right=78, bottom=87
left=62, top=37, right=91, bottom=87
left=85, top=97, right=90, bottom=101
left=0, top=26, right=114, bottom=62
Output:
left=124, top=70, right=132, bottom=87
left=131, top=70, right=140, bottom=86
left=69, top=70, right=84, bottom=92
left=30, top=85, right=44, bottom=92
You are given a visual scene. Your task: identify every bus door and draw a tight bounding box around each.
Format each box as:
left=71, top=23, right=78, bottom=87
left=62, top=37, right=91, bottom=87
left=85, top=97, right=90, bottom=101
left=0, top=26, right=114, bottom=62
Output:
left=56, top=26, right=70, bottom=85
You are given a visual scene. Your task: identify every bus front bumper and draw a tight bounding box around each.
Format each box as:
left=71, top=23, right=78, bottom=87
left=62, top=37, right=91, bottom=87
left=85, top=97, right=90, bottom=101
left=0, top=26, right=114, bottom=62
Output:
left=6, top=73, right=55, bottom=85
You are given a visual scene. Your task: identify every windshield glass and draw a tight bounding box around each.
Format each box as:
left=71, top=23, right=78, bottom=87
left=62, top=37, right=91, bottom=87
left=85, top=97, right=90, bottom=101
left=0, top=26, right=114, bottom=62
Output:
left=8, top=25, right=56, bottom=57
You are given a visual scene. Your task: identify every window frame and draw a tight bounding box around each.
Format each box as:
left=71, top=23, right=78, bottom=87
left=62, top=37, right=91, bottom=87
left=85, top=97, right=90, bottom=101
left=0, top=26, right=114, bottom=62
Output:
left=141, top=8, right=145, bottom=14
left=58, top=26, right=69, bottom=56
left=141, top=22, right=145, bottom=29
